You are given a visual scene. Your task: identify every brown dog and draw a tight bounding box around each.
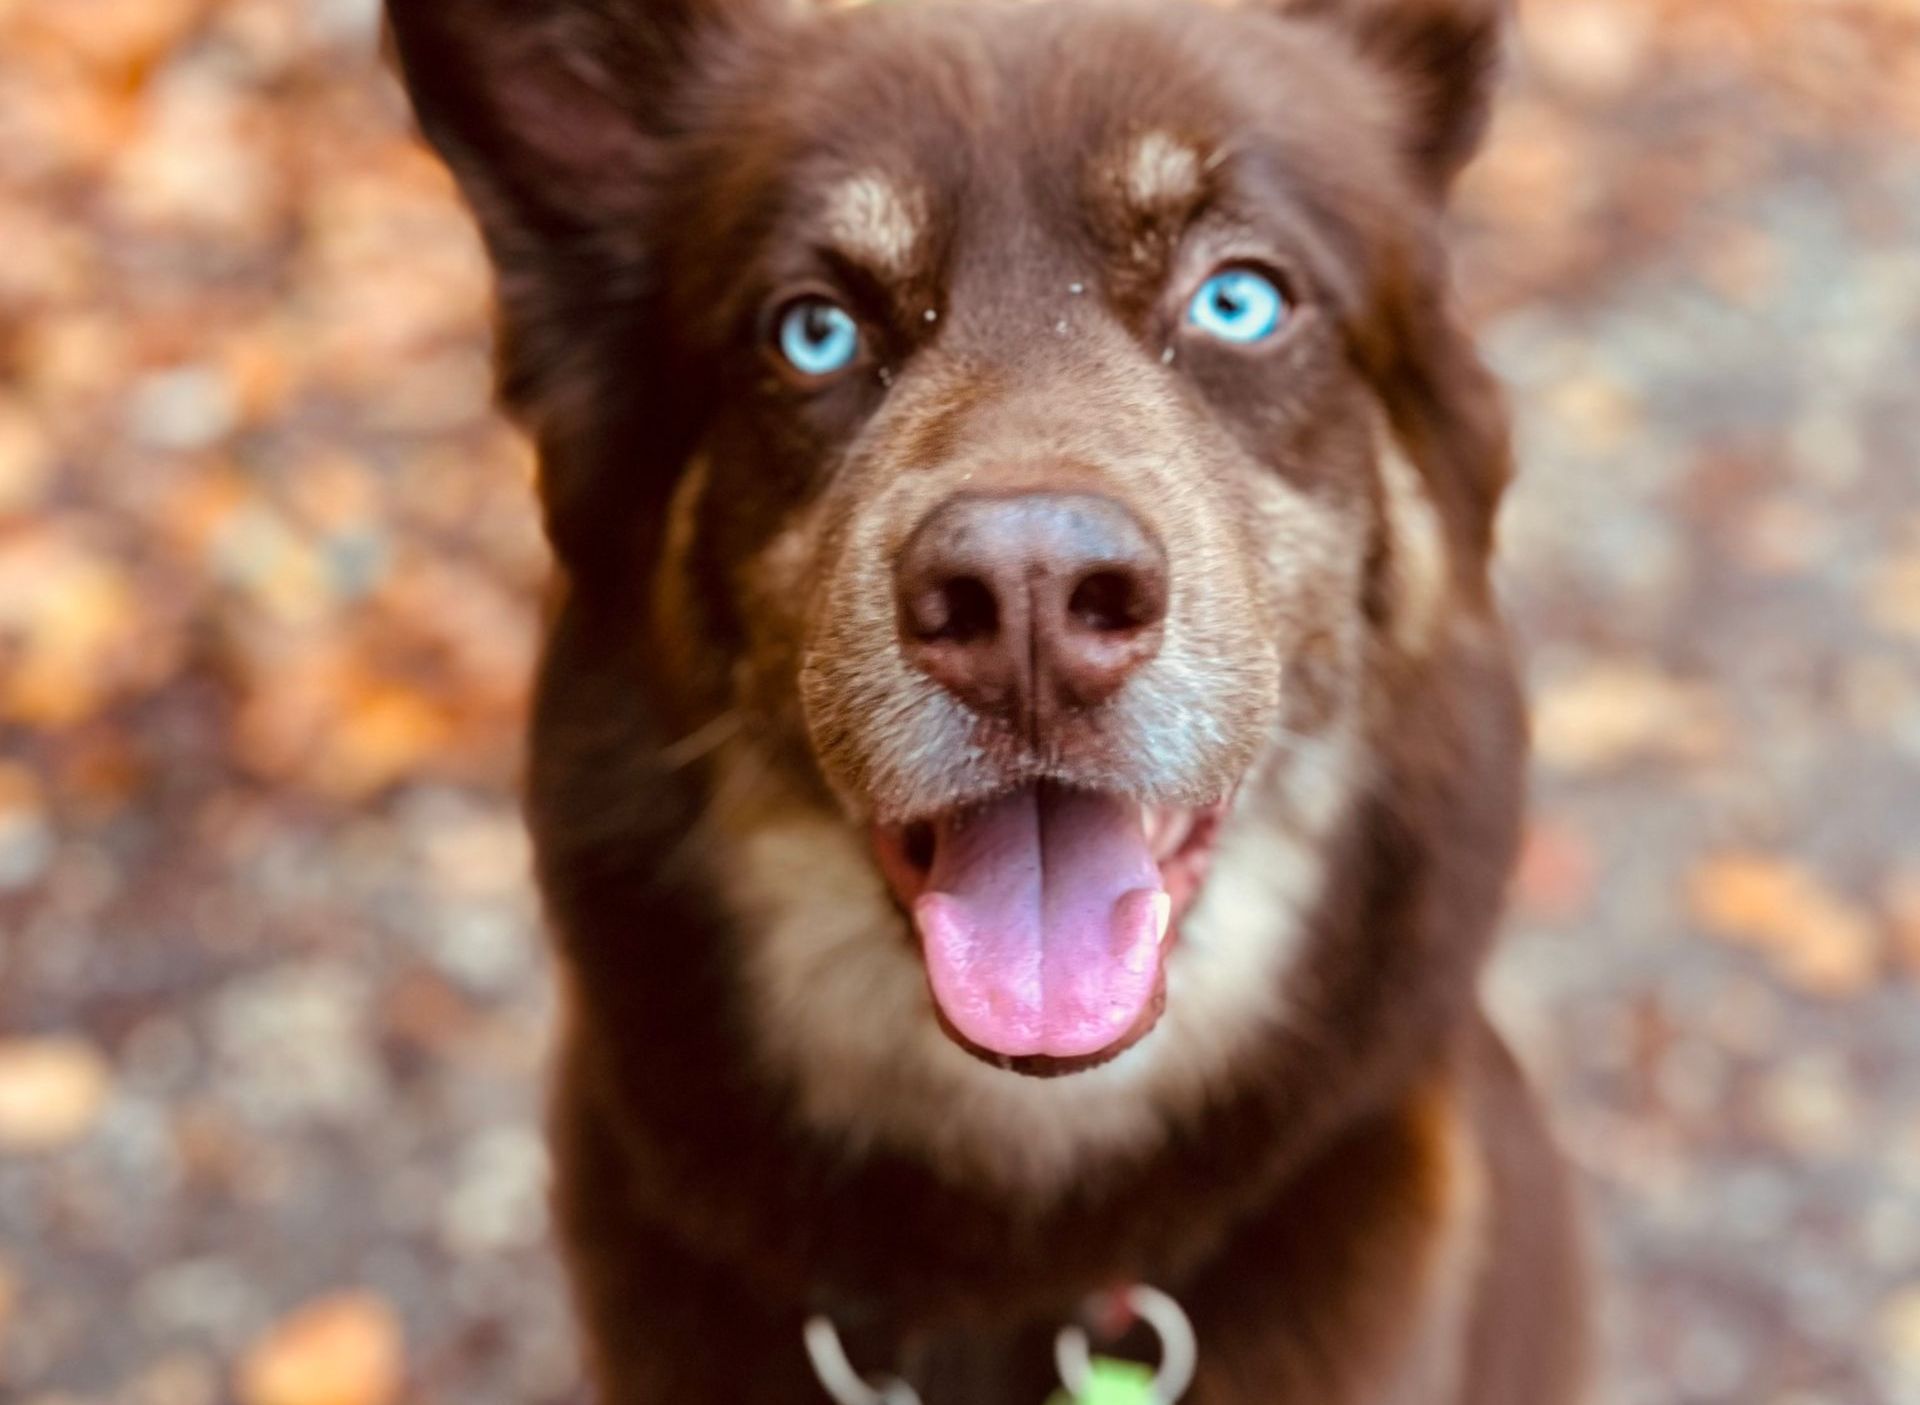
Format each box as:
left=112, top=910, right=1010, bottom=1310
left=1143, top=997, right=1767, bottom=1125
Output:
left=384, top=0, right=1587, bottom=1399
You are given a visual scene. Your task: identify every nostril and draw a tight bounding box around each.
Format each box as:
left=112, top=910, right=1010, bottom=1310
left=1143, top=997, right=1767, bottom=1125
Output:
left=914, top=575, right=998, bottom=643
left=897, top=490, right=1166, bottom=725
left=1068, top=569, right=1161, bottom=633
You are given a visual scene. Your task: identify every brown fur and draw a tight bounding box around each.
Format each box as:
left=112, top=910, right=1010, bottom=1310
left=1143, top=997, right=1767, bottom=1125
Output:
left=384, top=0, right=1587, bottom=1399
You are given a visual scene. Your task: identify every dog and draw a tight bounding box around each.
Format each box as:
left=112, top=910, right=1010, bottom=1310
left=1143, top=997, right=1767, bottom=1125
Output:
left=384, top=0, right=1588, bottom=1398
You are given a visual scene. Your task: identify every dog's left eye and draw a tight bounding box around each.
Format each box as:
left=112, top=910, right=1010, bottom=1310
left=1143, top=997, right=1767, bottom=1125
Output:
left=775, top=296, right=862, bottom=378
left=1187, top=268, right=1288, bottom=345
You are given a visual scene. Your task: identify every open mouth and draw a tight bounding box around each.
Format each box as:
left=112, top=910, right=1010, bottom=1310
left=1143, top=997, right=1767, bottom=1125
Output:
left=872, top=782, right=1227, bottom=1075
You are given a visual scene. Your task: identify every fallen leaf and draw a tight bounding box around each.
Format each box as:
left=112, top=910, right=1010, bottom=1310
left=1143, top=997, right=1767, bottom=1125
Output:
left=318, top=681, right=455, bottom=800
left=1888, top=869, right=1920, bottom=977
left=1533, top=660, right=1725, bottom=774
left=13, top=0, right=213, bottom=82
left=0, top=1252, right=15, bottom=1373
left=1544, top=370, right=1642, bottom=454
left=0, top=528, right=143, bottom=728
left=1697, top=221, right=1779, bottom=307
left=1524, top=0, right=1655, bottom=99
left=1512, top=816, right=1597, bottom=921
left=1878, top=1284, right=1920, bottom=1387
left=1866, top=551, right=1920, bottom=639
left=1688, top=854, right=1882, bottom=998
left=1841, top=654, right=1920, bottom=732
left=0, top=397, right=53, bottom=518
left=236, top=1293, right=403, bottom=1405
left=1729, top=494, right=1833, bottom=577
left=1755, top=1054, right=1858, bottom=1158
left=0, top=1036, right=112, bottom=1151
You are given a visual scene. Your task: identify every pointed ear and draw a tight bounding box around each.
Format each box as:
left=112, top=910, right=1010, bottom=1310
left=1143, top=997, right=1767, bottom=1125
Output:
left=1276, top=0, right=1508, bottom=196
left=385, top=0, right=759, bottom=258
left=384, top=0, right=776, bottom=573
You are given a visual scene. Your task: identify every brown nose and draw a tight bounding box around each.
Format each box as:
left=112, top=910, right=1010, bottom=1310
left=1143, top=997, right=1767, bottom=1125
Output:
left=895, top=491, right=1168, bottom=734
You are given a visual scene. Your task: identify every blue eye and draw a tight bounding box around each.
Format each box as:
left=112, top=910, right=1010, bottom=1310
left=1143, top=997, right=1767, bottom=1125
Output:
left=775, top=297, right=861, bottom=377
left=1187, top=268, right=1288, bottom=344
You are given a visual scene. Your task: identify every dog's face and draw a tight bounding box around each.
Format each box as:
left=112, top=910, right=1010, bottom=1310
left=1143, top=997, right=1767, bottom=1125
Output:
left=391, top=0, right=1510, bottom=1144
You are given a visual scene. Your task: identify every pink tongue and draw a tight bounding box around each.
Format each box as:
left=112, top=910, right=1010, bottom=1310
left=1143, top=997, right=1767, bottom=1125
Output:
left=913, top=784, right=1168, bottom=1059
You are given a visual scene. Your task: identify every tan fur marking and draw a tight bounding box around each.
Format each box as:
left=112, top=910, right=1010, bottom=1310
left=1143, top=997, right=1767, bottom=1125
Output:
left=1380, top=439, right=1450, bottom=654
left=1375, top=1088, right=1488, bottom=1405
left=823, top=173, right=927, bottom=277
left=1121, top=129, right=1204, bottom=211
left=652, top=455, right=715, bottom=710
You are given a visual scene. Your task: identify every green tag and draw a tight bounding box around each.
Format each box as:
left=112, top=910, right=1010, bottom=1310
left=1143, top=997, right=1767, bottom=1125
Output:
left=1046, top=1355, right=1158, bottom=1405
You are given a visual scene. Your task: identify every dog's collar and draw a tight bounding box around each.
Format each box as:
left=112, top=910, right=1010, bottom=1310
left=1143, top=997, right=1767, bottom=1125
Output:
left=803, top=1284, right=1196, bottom=1405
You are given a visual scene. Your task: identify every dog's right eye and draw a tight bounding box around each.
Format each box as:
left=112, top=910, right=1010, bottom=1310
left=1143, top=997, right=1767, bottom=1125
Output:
left=1187, top=267, right=1289, bottom=345
left=774, top=296, right=862, bottom=379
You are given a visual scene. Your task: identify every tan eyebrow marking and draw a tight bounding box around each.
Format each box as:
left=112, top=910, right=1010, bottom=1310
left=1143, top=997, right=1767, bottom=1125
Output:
left=821, top=173, right=927, bottom=278
left=1120, top=129, right=1204, bottom=212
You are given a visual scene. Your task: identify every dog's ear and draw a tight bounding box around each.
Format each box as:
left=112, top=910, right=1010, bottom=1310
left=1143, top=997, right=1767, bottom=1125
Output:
left=385, top=0, right=762, bottom=260
left=384, top=0, right=776, bottom=574
left=1271, top=0, right=1507, bottom=197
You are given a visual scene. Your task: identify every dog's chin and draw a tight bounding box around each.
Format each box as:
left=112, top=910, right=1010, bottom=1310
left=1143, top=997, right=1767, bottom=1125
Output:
left=871, top=785, right=1231, bottom=1077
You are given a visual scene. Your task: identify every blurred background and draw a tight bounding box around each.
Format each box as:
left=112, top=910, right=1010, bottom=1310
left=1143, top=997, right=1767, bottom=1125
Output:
left=1, top=0, right=1917, bottom=1401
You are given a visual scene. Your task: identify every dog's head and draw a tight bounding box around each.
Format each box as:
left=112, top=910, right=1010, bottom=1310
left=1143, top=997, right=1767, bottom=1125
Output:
left=390, top=0, right=1510, bottom=1086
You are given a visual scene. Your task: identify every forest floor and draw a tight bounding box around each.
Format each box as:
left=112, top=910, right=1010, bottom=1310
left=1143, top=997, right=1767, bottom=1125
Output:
left=3, top=1, right=1919, bottom=1402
